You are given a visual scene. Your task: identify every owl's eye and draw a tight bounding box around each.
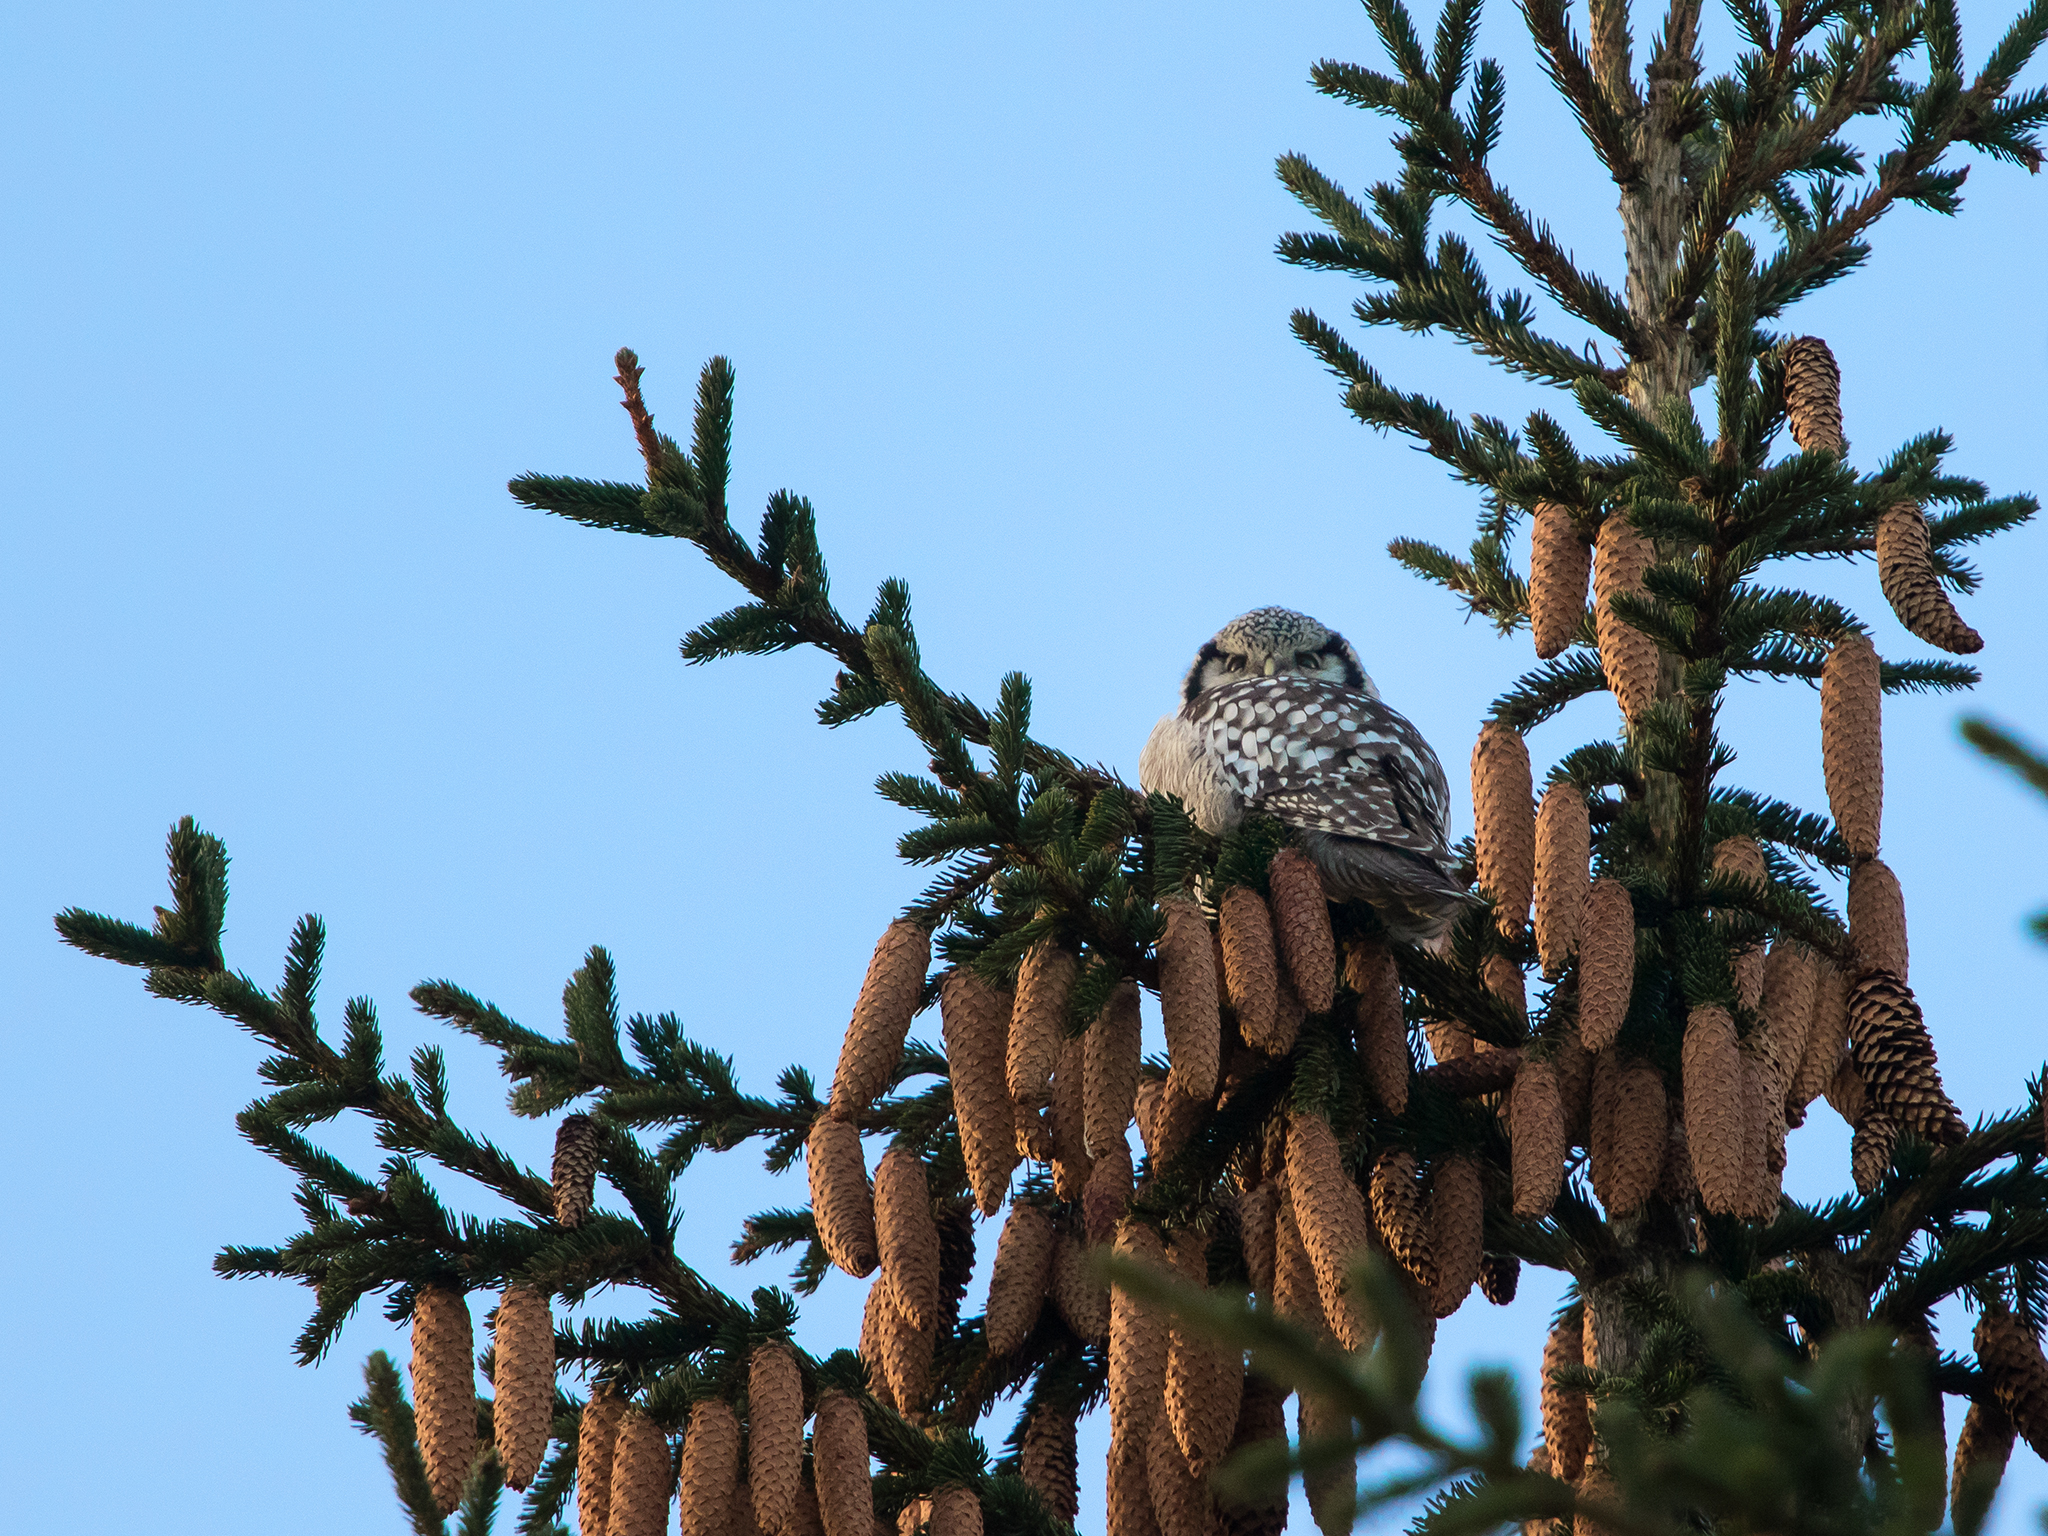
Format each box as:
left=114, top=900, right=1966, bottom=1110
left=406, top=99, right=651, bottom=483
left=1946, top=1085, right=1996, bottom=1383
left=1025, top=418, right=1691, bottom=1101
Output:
left=1296, top=650, right=1322, bottom=671
left=1224, top=654, right=1246, bottom=671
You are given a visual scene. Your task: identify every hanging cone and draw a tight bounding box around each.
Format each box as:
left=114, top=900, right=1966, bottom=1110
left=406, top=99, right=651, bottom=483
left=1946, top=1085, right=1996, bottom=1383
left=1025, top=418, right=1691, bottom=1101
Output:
left=1682, top=1005, right=1747, bottom=1215
left=735, top=1477, right=764, bottom=1536
left=1109, top=1220, right=1170, bottom=1442
left=1473, top=720, right=1536, bottom=939
left=577, top=1386, right=625, bottom=1536
left=829, top=921, right=931, bottom=1116
left=1049, top=1034, right=1093, bottom=1200
left=1577, top=878, right=1636, bottom=1050
left=1756, top=942, right=1818, bottom=1099
left=1606, top=1063, right=1667, bottom=1216
left=1575, top=1464, right=1620, bottom=1536
left=1541, top=1306, right=1590, bottom=1480
left=1425, top=1017, right=1474, bottom=1063
left=493, top=1285, right=555, bottom=1493
left=1238, top=1183, right=1279, bottom=1301
left=807, top=1117, right=878, bottom=1279
left=1299, top=1391, right=1354, bottom=1536
left=1014, top=1103, right=1052, bottom=1163
left=1850, top=1110, right=1897, bottom=1198
left=1484, top=954, right=1528, bottom=1027
left=1085, top=982, right=1144, bottom=1159
left=1347, top=940, right=1410, bottom=1114
left=1738, top=1053, right=1781, bottom=1220
left=811, top=1392, right=874, bottom=1536
left=1554, top=1021, right=1595, bottom=1145
left=1847, top=970, right=1966, bottom=1143
left=1660, top=1113, right=1698, bottom=1204
left=1165, top=1234, right=1243, bottom=1477
left=1267, top=969, right=1307, bottom=1058
left=899, top=1499, right=931, bottom=1536
left=1784, top=336, right=1846, bottom=454
left=1789, top=958, right=1849, bottom=1125
left=1878, top=501, right=1983, bottom=654
left=1158, top=898, right=1221, bottom=1100
left=1479, top=1251, right=1520, bottom=1306
left=678, top=1400, right=740, bottom=1536
left=1529, top=502, right=1592, bottom=660
left=1821, top=633, right=1883, bottom=861
left=1977, top=1310, right=2048, bottom=1459
left=1086, top=1138, right=1136, bottom=1246
left=1135, top=1078, right=1166, bottom=1158
left=1287, top=1115, right=1377, bottom=1348
left=1147, top=1412, right=1213, bottom=1536
left=1051, top=1231, right=1109, bottom=1341
left=1533, top=783, right=1591, bottom=976
left=1107, top=1429, right=1161, bottom=1536
left=1710, top=837, right=1767, bottom=1011
left=748, top=1345, right=805, bottom=1536
left=873, top=1148, right=942, bottom=1332
left=930, top=1486, right=982, bottom=1536
left=1369, top=1148, right=1436, bottom=1292
left=552, top=1113, right=603, bottom=1229
left=607, top=1409, right=674, bottom=1536
left=1217, top=1375, right=1289, bottom=1536
left=1509, top=1060, right=1566, bottom=1217
left=940, top=969, right=1018, bottom=1216
left=1828, top=1055, right=1868, bottom=1126
left=1269, top=847, right=1338, bottom=1012
left=1009, top=941, right=1076, bottom=1109
left=1593, top=515, right=1658, bottom=724
left=1848, top=858, right=1909, bottom=980
left=1427, top=1155, right=1485, bottom=1318
left=1020, top=1404, right=1080, bottom=1527
left=411, top=1284, right=477, bottom=1516
left=1952, top=1400, right=2017, bottom=1524
left=1152, top=1081, right=1207, bottom=1167
left=872, top=1281, right=934, bottom=1412
left=985, top=1204, right=1055, bottom=1356
left=1273, top=1198, right=1331, bottom=1348
left=1218, top=887, right=1280, bottom=1050
left=789, top=1476, right=826, bottom=1536
left=1587, top=1047, right=1619, bottom=1209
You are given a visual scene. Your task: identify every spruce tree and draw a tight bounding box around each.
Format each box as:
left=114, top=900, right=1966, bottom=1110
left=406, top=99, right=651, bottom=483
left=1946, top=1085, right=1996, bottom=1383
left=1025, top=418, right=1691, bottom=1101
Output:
left=55, top=3, right=2048, bottom=1535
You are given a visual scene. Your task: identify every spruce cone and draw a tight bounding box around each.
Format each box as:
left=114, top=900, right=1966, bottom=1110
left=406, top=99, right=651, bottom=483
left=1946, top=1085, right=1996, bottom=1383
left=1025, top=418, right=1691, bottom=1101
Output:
left=1473, top=720, right=1536, bottom=938
left=1682, top=1005, right=1746, bottom=1216
left=1660, top=1114, right=1698, bottom=1203
left=1218, top=1375, right=1289, bottom=1536
left=1784, top=336, right=1845, bottom=454
left=1427, top=1155, right=1485, bottom=1318
left=939, top=969, right=1018, bottom=1216
left=1541, top=1307, right=1590, bottom=1481
left=931, top=1486, right=982, bottom=1536
left=1051, top=1231, right=1109, bottom=1341
left=552, top=1113, right=603, bottom=1229
left=607, top=1409, right=673, bottom=1536
left=1219, top=887, right=1281, bottom=1050
left=1109, top=1220, right=1170, bottom=1441
left=1347, top=940, right=1410, bottom=1113
left=1484, top=954, right=1528, bottom=1026
left=985, top=1204, right=1055, bottom=1356
left=899, top=1498, right=931, bottom=1536
left=1587, top=1047, right=1619, bottom=1208
left=1268, top=969, right=1307, bottom=1057
left=1828, top=1055, right=1868, bottom=1126
left=1821, top=633, right=1883, bottom=860
left=1421, top=1046, right=1523, bottom=1098
left=1273, top=1190, right=1329, bottom=1336
left=1107, top=1429, right=1160, bottom=1536
left=1239, top=1183, right=1279, bottom=1301
left=1593, top=515, right=1658, bottom=723
left=872, top=1281, right=934, bottom=1412
left=1851, top=1108, right=1899, bottom=1196
left=1014, top=1103, right=1051, bottom=1162
left=1577, top=878, right=1636, bottom=1050
left=874, top=1147, right=942, bottom=1332
left=577, top=1386, right=625, bottom=1536
left=748, top=1345, right=804, bottom=1536
left=1288, top=1115, right=1377, bottom=1348
left=1009, top=941, right=1076, bottom=1109
left=807, top=1116, right=878, bottom=1279
left=1555, top=1021, right=1595, bottom=1145
left=1369, top=1148, right=1436, bottom=1293
left=1847, top=970, right=1966, bottom=1143
left=735, top=1475, right=763, bottom=1536
left=1711, top=836, right=1768, bottom=1010
left=1166, top=1264, right=1244, bottom=1476
left=1606, top=1063, right=1667, bottom=1216
left=1479, top=1251, right=1520, bottom=1306
left=1534, top=783, right=1591, bottom=975
left=1085, top=981, right=1144, bottom=1159
left=1575, top=1464, right=1620, bottom=1536
left=1739, top=1053, right=1780, bottom=1219
left=1757, top=942, right=1818, bottom=1098
left=679, top=1399, right=740, bottom=1536
left=1158, top=898, right=1221, bottom=1100
left=1086, top=1138, right=1136, bottom=1246
left=811, top=1392, right=874, bottom=1536
left=1848, top=857, right=1909, bottom=980
left=1509, top=1060, right=1566, bottom=1217
left=1147, top=1413, right=1212, bottom=1536
left=411, top=1284, right=477, bottom=1516
left=493, top=1285, right=555, bottom=1493
left=1050, top=1034, right=1092, bottom=1199
left=1269, top=847, right=1338, bottom=1012
left=1977, top=1309, right=2048, bottom=1460
left=1153, top=1081, right=1207, bottom=1166
left=1789, top=958, right=1849, bottom=1125
left=1299, top=1390, right=1353, bottom=1536
left=1878, top=500, right=1983, bottom=654
left=830, top=920, right=930, bottom=1116
left=1425, top=1017, right=1474, bottom=1063
left=1530, top=502, right=1591, bottom=660
left=1952, top=1400, right=2017, bottom=1524
left=1020, top=1405, right=1080, bottom=1527
left=1134, top=1077, right=1166, bottom=1158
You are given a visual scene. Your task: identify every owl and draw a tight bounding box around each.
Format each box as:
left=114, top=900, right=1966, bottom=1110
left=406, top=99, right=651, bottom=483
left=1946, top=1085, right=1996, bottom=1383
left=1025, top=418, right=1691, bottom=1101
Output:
left=1137, top=606, right=1470, bottom=946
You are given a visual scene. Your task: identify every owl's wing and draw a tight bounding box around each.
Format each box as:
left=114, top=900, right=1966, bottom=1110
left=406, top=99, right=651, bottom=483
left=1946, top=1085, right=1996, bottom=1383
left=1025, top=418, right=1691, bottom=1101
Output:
left=1186, top=677, right=1454, bottom=860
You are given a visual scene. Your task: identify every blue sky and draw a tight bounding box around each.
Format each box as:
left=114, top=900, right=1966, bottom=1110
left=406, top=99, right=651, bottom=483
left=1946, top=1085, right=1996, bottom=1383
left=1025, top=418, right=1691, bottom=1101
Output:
left=4, top=2, right=2045, bottom=1532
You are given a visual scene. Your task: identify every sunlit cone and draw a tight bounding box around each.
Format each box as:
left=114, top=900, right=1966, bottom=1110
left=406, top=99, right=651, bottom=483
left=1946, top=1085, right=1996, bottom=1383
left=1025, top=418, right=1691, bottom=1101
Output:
left=577, top=1386, right=625, bottom=1536
left=1473, top=720, right=1536, bottom=938
left=493, top=1285, right=555, bottom=1493
left=1479, top=1251, right=1520, bottom=1306
left=1878, top=500, right=1983, bottom=653
left=1509, top=1060, right=1566, bottom=1217
left=873, top=1282, right=934, bottom=1413
left=1269, top=968, right=1307, bottom=1057
left=1533, top=783, right=1591, bottom=975
left=1217, top=1375, right=1289, bottom=1536
left=1269, top=847, right=1337, bottom=1012
left=808, top=1117, right=877, bottom=1282
left=1347, top=940, right=1410, bottom=1113
left=1756, top=942, right=1818, bottom=1101
left=1952, top=1400, right=2017, bottom=1525
left=1606, top=1062, right=1667, bottom=1216
left=1484, top=954, right=1527, bottom=1027
left=1587, top=1047, right=1618, bottom=1208
left=898, top=1498, right=930, bottom=1536
left=939, top=969, right=1018, bottom=1217
left=930, top=1486, right=982, bottom=1536
left=734, top=1476, right=763, bottom=1536
left=1299, top=1391, right=1355, bottom=1536
left=1577, top=878, right=1636, bottom=1051
left=1426, top=1155, right=1484, bottom=1318
left=1520, top=1443, right=1553, bottom=1536
left=1014, top=1103, right=1052, bottom=1163
left=856, top=1272, right=893, bottom=1411
left=1575, top=1463, right=1620, bottom=1536
left=1790, top=958, right=1849, bottom=1126
left=1821, top=633, right=1883, bottom=860
left=1848, top=857, right=1909, bottom=980
left=1541, top=1306, right=1590, bottom=1481
left=811, top=1392, right=874, bottom=1536
left=1827, top=1055, right=1867, bottom=1126
left=1288, top=1115, right=1377, bottom=1348
left=1134, top=1077, right=1166, bottom=1158
left=678, top=1399, right=740, bottom=1536
left=1085, top=981, right=1144, bottom=1160
left=411, top=1284, right=478, bottom=1516
left=1711, top=837, right=1768, bottom=1011
left=1784, top=335, right=1845, bottom=454
left=606, top=1409, right=673, bottom=1536
left=873, top=1148, right=942, bottom=1331
left=1147, top=1412, right=1212, bottom=1536
left=1107, top=1429, right=1161, bottom=1536
left=1109, top=1220, right=1170, bottom=1441
left=1554, top=1021, right=1595, bottom=1146
left=1273, top=1192, right=1331, bottom=1340
left=1424, top=1017, right=1474, bottom=1063
left=1158, top=898, right=1221, bottom=1100
left=1682, top=1005, right=1746, bottom=1215
left=1050, top=1034, right=1093, bottom=1200
left=1848, top=970, right=1966, bottom=1144
left=1009, top=941, right=1075, bottom=1109
left=748, top=1344, right=804, bottom=1536
left=1530, top=502, right=1591, bottom=660
left=552, top=1112, right=603, bottom=1229
left=1086, top=1138, right=1136, bottom=1246
left=1153, top=1081, right=1208, bottom=1167
left=1219, top=887, right=1281, bottom=1050
left=1020, top=1404, right=1080, bottom=1527
left=985, top=1203, right=1055, bottom=1356
left=1239, top=1183, right=1278, bottom=1300
left=1593, top=515, right=1658, bottom=723
left=829, top=920, right=930, bottom=1116
left=1052, top=1231, right=1109, bottom=1341
left=1977, top=1309, right=2048, bottom=1460
left=1738, top=1052, right=1781, bottom=1219
left=1368, top=1147, right=1436, bottom=1292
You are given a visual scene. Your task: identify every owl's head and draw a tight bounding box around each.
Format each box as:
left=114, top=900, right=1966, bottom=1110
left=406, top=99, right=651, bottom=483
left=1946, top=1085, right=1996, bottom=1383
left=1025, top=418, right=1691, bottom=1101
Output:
left=1180, top=606, right=1375, bottom=706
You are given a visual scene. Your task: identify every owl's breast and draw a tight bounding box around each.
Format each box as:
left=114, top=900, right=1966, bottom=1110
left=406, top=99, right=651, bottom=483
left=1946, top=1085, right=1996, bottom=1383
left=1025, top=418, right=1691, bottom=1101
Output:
left=1138, top=712, right=1245, bottom=835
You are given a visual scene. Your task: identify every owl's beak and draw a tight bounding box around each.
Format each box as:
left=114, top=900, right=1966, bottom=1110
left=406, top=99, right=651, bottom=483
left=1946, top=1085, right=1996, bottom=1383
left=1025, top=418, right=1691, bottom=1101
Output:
left=1263, top=658, right=1277, bottom=676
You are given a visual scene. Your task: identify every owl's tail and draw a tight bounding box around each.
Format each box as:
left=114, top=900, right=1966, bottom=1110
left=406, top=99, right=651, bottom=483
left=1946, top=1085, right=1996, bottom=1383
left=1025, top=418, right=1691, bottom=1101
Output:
left=1297, top=831, right=1472, bottom=951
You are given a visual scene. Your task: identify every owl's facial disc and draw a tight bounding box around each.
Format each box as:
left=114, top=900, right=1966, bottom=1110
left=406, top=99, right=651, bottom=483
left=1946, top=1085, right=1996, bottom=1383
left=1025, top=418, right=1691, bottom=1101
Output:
left=1181, top=609, right=1375, bottom=704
